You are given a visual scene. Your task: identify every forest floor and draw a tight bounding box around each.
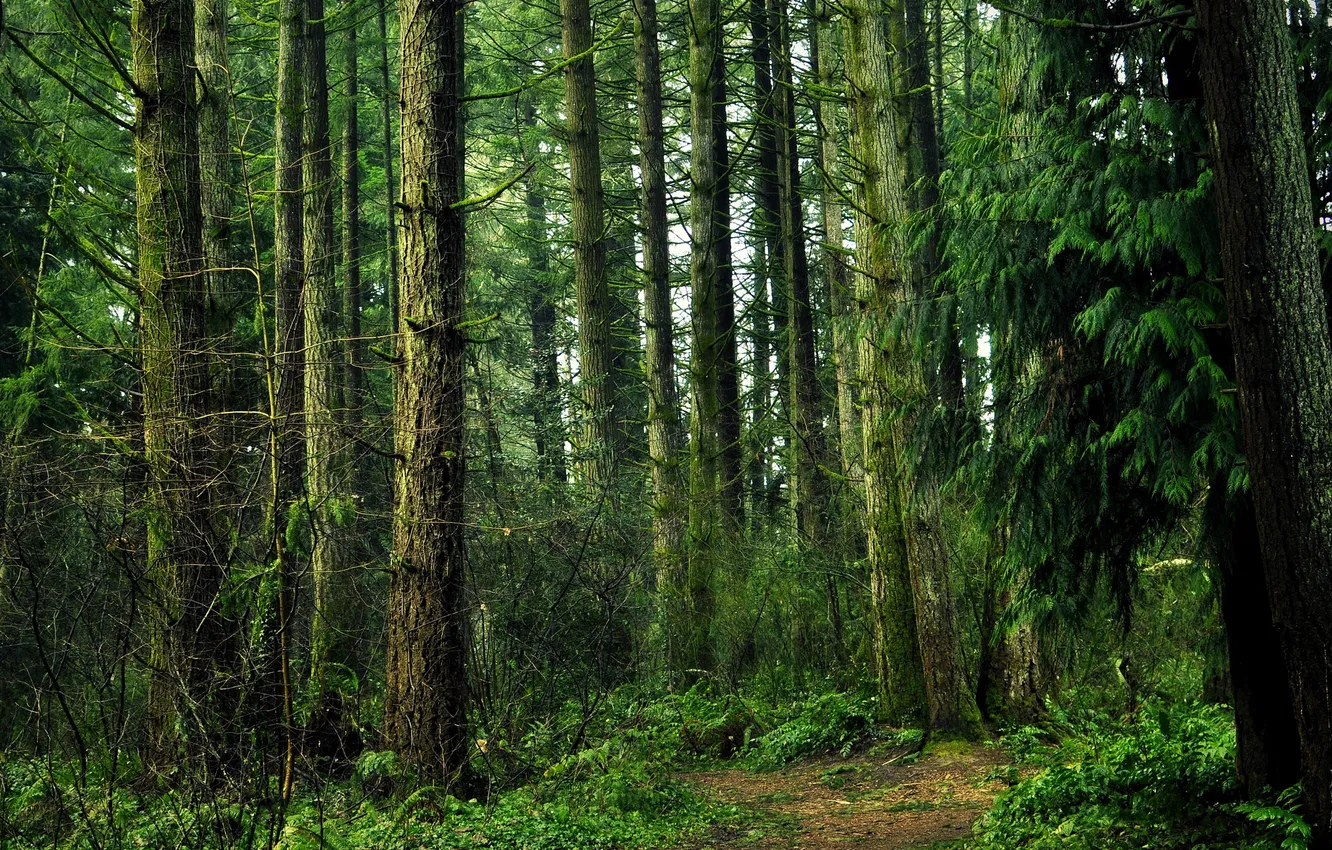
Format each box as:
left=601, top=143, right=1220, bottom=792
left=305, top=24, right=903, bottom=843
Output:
left=684, top=739, right=1010, bottom=849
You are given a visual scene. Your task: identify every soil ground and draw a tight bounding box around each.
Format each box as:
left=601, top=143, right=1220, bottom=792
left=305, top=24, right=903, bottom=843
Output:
left=686, top=739, right=1011, bottom=849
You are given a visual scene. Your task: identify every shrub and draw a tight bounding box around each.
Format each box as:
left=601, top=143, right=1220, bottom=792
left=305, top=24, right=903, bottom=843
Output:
left=975, top=701, right=1307, bottom=850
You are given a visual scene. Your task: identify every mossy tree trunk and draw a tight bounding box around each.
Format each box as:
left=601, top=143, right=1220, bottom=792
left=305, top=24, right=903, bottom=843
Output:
left=842, top=0, right=925, bottom=724
left=635, top=0, right=688, bottom=667
left=384, top=0, right=471, bottom=787
left=560, top=0, right=619, bottom=492
left=134, top=0, right=238, bottom=770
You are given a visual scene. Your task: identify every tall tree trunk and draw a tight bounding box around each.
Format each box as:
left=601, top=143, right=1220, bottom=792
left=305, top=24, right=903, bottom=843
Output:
left=134, top=0, right=236, bottom=771
left=305, top=0, right=351, bottom=715
left=634, top=0, right=688, bottom=667
left=748, top=0, right=780, bottom=525
left=842, top=0, right=925, bottom=724
left=560, top=0, right=619, bottom=491
left=384, top=0, right=471, bottom=787
left=343, top=0, right=364, bottom=430
left=196, top=0, right=242, bottom=487
left=776, top=0, right=841, bottom=656
left=686, top=0, right=724, bottom=674
left=976, top=529, right=1042, bottom=724
left=524, top=105, right=567, bottom=487
left=890, top=0, right=979, bottom=737
left=378, top=0, right=399, bottom=335
left=1197, top=0, right=1332, bottom=837
left=713, top=50, right=745, bottom=531
left=270, top=0, right=306, bottom=791
left=810, top=1, right=862, bottom=505
left=903, top=0, right=961, bottom=417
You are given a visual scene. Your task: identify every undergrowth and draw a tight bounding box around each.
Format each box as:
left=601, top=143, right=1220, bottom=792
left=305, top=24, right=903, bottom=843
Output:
left=0, top=680, right=888, bottom=850
left=974, top=700, right=1309, bottom=850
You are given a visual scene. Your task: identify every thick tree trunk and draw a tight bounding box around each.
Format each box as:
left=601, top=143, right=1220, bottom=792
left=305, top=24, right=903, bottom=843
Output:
left=977, top=530, right=1042, bottom=724
left=686, top=0, right=724, bottom=674
left=195, top=0, right=242, bottom=466
left=134, top=0, right=236, bottom=771
left=561, top=0, right=619, bottom=491
left=1208, top=489, right=1301, bottom=796
left=268, top=0, right=306, bottom=790
left=384, top=0, right=471, bottom=787
left=891, top=0, right=979, bottom=738
left=1197, top=1, right=1332, bottom=835
left=842, top=0, right=925, bottom=724
left=634, top=0, right=688, bottom=666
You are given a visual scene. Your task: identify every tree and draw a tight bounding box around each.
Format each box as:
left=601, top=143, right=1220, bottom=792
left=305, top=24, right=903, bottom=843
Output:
left=305, top=0, right=354, bottom=721
left=685, top=0, right=725, bottom=674
left=842, top=0, right=926, bottom=722
left=133, top=0, right=237, bottom=769
left=383, top=0, right=471, bottom=786
left=1197, top=0, right=1332, bottom=839
left=560, top=0, right=619, bottom=490
left=634, top=0, right=688, bottom=663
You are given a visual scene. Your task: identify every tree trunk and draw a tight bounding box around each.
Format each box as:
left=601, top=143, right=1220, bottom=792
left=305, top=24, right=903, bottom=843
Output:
left=268, top=0, right=306, bottom=790
left=378, top=0, right=399, bottom=335
left=524, top=105, right=567, bottom=486
left=134, top=0, right=236, bottom=771
left=560, top=0, right=619, bottom=491
left=1197, top=1, right=1332, bottom=835
left=748, top=0, right=780, bottom=525
left=686, top=0, right=724, bottom=674
left=384, top=0, right=471, bottom=787
left=305, top=0, right=352, bottom=718
left=1208, top=488, right=1301, bottom=796
left=713, top=49, right=745, bottom=531
left=776, top=0, right=841, bottom=657
left=810, top=1, right=862, bottom=507
left=842, top=0, right=925, bottom=724
left=977, top=529, right=1042, bottom=724
left=634, top=0, right=688, bottom=667
left=892, top=0, right=979, bottom=737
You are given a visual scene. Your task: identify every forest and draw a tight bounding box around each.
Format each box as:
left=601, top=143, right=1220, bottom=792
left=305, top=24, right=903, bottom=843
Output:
left=2, top=0, right=1332, bottom=847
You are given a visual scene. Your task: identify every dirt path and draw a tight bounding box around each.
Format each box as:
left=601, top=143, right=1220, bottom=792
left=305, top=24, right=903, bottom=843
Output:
left=687, top=740, right=1009, bottom=849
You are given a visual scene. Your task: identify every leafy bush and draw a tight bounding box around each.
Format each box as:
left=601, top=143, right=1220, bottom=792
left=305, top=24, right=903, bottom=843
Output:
left=975, top=701, right=1308, bottom=850
left=748, top=690, right=879, bottom=768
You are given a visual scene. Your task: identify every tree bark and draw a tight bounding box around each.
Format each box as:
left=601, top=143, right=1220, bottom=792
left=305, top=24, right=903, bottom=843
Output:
left=1207, top=488, right=1301, bottom=796
left=892, top=0, right=979, bottom=737
left=378, top=0, right=399, bottom=335
left=524, top=105, right=567, bottom=487
left=686, top=0, right=724, bottom=674
left=384, top=0, right=471, bottom=787
left=634, top=0, right=688, bottom=667
left=134, top=0, right=236, bottom=770
left=1197, top=0, right=1332, bottom=835
left=775, top=0, right=841, bottom=657
left=842, top=0, right=926, bottom=724
left=305, top=0, right=352, bottom=715
left=809, top=1, right=862, bottom=507
left=713, top=50, right=745, bottom=531
left=748, top=0, right=780, bottom=525
left=560, top=0, right=619, bottom=491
